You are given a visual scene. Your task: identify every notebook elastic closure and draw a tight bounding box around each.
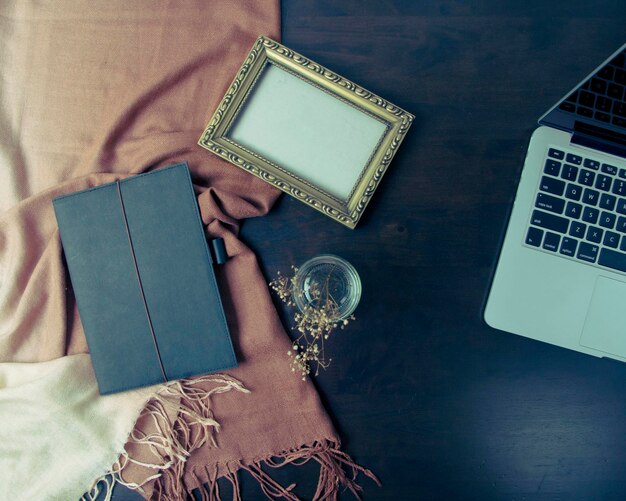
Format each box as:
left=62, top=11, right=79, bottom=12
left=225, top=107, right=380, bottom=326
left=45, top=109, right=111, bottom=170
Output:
left=210, top=238, right=228, bottom=264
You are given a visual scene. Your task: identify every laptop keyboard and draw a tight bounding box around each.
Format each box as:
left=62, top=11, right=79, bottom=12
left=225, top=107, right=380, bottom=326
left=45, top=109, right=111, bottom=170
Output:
left=526, top=146, right=626, bottom=273
left=557, top=48, right=626, bottom=128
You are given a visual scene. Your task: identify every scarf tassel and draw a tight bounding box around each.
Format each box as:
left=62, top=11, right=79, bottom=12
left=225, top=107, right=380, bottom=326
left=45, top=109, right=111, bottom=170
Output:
left=190, top=441, right=380, bottom=501
left=80, top=374, right=379, bottom=501
left=80, top=374, right=250, bottom=501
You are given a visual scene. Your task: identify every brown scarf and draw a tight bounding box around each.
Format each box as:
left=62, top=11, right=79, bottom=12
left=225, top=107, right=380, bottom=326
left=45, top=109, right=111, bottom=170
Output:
left=0, top=1, right=378, bottom=499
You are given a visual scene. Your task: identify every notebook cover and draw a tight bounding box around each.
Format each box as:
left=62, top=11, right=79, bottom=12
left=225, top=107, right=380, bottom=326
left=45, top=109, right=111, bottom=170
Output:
left=53, top=163, right=237, bottom=394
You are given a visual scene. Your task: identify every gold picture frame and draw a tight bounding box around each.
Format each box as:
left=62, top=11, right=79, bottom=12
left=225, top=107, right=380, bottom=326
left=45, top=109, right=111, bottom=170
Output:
left=198, top=36, right=414, bottom=229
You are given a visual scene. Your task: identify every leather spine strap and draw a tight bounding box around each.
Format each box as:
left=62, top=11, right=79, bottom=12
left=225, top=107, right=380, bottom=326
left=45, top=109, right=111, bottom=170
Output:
left=116, top=180, right=168, bottom=382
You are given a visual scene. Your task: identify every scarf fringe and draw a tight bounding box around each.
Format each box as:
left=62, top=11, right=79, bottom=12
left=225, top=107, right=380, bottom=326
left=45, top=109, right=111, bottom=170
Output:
left=81, top=375, right=379, bottom=501
left=188, top=440, right=381, bottom=501
left=80, top=374, right=250, bottom=501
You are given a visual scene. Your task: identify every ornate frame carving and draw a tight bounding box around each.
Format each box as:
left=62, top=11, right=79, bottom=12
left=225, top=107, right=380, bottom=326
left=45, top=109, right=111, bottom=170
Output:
left=198, top=36, right=414, bottom=229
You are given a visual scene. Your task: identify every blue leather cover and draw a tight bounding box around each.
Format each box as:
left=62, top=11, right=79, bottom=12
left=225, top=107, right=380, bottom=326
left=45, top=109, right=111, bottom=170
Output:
left=53, top=163, right=237, bottom=394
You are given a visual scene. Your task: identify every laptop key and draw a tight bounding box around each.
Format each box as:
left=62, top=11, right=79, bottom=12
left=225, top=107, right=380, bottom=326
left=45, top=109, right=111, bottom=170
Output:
left=540, top=176, right=565, bottom=196
left=602, top=163, right=618, bottom=175
left=559, top=102, right=576, bottom=112
left=565, top=183, right=582, bottom=200
left=525, top=227, right=543, bottom=247
left=582, top=207, right=599, bottom=224
left=565, top=201, right=582, bottom=219
left=583, top=159, right=600, bottom=170
left=590, top=78, right=607, bottom=94
left=595, top=96, right=612, bottom=112
left=595, top=112, right=611, bottom=122
left=583, top=188, right=599, bottom=206
left=617, top=198, right=626, bottom=214
left=598, top=248, right=626, bottom=272
left=599, top=211, right=617, bottom=229
left=548, top=148, right=564, bottom=160
left=544, top=159, right=561, bottom=176
left=595, top=174, right=612, bottom=191
left=561, top=164, right=578, bottom=181
left=543, top=232, right=560, bottom=252
left=604, top=231, right=620, bottom=248
left=569, top=221, right=586, bottom=238
left=577, top=242, right=599, bottom=263
left=535, top=193, right=565, bottom=214
left=599, top=193, right=616, bottom=211
left=578, top=91, right=595, bottom=107
left=566, top=153, right=582, bottom=165
left=578, top=107, right=593, bottom=118
left=531, top=210, right=569, bottom=233
left=578, top=169, right=595, bottom=186
left=620, top=236, right=626, bottom=252
left=612, top=179, right=626, bottom=196
left=598, top=66, right=614, bottom=80
left=560, top=237, right=578, bottom=256
left=586, top=226, right=603, bottom=243
left=607, top=83, right=623, bottom=100
left=616, top=216, right=626, bottom=233
left=620, top=169, right=626, bottom=180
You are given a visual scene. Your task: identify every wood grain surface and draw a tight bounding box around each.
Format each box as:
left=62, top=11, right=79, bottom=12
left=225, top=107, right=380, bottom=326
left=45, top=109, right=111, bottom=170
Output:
left=113, top=2, right=626, bottom=500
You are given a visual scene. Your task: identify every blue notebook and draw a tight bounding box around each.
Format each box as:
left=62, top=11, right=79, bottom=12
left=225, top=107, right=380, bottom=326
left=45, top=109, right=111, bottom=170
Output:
left=53, top=163, right=237, bottom=394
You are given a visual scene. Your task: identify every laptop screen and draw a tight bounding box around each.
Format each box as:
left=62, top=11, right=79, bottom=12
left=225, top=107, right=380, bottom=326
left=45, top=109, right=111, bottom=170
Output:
left=539, top=43, right=626, bottom=155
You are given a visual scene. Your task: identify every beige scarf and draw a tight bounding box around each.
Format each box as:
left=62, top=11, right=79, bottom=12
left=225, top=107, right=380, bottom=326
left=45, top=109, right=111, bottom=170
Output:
left=0, top=2, right=379, bottom=499
left=0, top=355, right=153, bottom=500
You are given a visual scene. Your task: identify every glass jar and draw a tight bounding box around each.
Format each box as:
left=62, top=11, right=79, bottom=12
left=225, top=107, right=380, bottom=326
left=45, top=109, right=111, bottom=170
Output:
left=292, top=254, right=361, bottom=321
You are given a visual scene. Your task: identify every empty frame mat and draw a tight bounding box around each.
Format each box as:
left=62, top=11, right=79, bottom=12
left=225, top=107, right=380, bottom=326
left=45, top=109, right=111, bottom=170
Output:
left=228, top=63, right=387, bottom=201
left=198, top=36, right=414, bottom=228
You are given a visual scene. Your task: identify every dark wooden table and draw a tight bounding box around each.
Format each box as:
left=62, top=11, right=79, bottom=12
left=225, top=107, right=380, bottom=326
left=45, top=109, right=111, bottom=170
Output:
left=114, top=2, right=626, bottom=500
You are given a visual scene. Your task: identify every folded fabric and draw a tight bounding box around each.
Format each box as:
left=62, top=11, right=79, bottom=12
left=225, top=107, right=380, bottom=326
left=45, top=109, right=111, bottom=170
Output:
left=106, top=229, right=378, bottom=500
left=0, top=354, right=153, bottom=500
left=0, top=2, right=379, bottom=499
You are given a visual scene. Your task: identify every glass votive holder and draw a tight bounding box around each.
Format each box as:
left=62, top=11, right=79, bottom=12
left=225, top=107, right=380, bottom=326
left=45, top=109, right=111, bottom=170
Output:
left=292, top=254, right=361, bottom=321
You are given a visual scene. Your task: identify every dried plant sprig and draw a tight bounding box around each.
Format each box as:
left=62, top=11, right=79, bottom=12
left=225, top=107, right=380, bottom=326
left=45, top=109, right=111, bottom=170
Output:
left=269, top=266, right=355, bottom=380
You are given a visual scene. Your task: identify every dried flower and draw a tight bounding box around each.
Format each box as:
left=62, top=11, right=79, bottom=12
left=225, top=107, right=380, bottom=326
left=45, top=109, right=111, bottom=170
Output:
left=269, top=265, right=355, bottom=380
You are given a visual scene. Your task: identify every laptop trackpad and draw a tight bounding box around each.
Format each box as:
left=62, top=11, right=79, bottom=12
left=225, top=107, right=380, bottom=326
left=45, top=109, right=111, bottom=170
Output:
left=580, top=276, right=626, bottom=359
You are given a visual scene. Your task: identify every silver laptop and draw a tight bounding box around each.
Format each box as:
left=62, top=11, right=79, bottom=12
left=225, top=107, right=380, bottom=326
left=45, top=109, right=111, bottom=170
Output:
left=485, top=43, right=626, bottom=361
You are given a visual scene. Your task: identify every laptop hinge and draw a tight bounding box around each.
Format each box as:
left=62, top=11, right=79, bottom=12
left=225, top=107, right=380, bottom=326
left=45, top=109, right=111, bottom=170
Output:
left=571, top=121, right=626, bottom=160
